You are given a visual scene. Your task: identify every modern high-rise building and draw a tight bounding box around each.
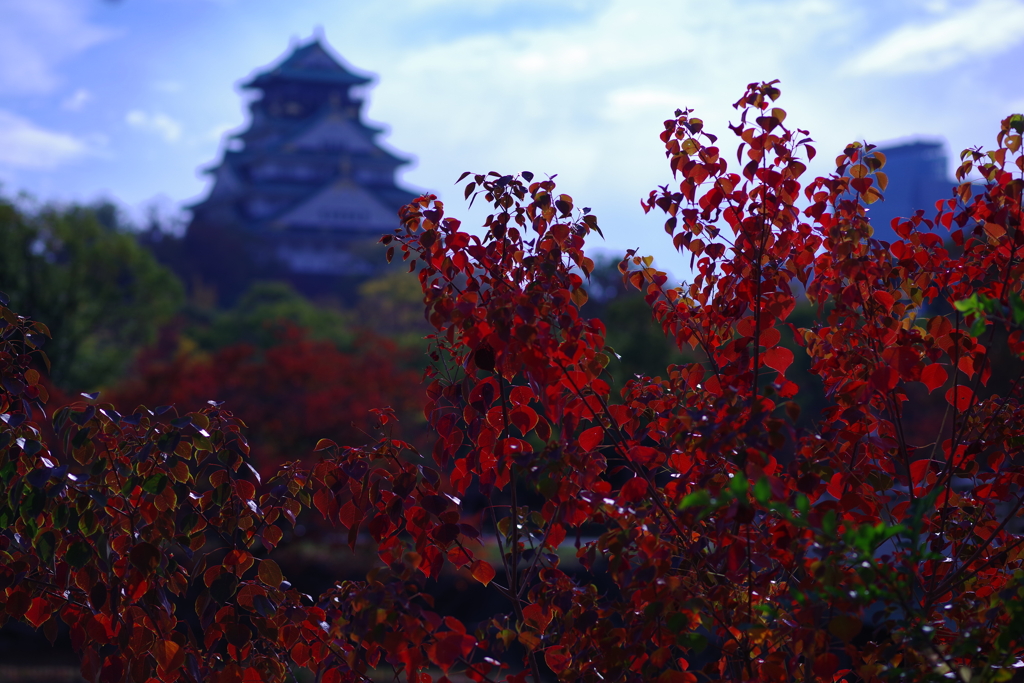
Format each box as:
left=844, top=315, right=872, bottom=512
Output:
left=864, top=139, right=956, bottom=243
left=183, top=37, right=419, bottom=302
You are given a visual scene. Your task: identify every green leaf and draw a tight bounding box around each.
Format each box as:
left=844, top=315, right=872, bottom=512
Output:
left=34, top=530, right=56, bottom=565
left=120, top=476, right=137, bottom=496
left=20, top=488, right=45, bottom=521
left=1010, top=290, right=1024, bottom=326
left=66, top=541, right=92, bottom=568
left=52, top=504, right=70, bottom=530
left=822, top=510, right=837, bottom=538
left=969, top=317, right=986, bottom=338
left=675, top=632, right=707, bottom=653
left=142, top=474, right=168, bottom=495
left=679, top=490, right=711, bottom=510
left=79, top=510, right=99, bottom=537
left=953, top=294, right=979, bottom=314
left=754, top=477, right=771, bottom=505
left=729, top=472, right=748, bottom=497
left=795, top=493, right=810, bottom=516
left=667, top=612, right=689, bottom=633
left=496, top=516, right=511, bottom=537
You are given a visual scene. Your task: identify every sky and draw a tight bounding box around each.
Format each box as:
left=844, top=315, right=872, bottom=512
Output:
left=1, top=0, right=1023, bottom=273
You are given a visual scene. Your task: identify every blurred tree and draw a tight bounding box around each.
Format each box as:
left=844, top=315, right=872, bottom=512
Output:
left=0, top=195, right=183, bottom=391
left=357, top=270, right=433, bottom=349
left=187, top=281, right=355, bottom=352
left=107, top=323, right=423, bottom=471
left=580, top=257, right=693, bottom=388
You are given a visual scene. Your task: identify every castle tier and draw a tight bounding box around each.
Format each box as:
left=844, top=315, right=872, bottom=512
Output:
left=185, top=38, right=419, bottom=302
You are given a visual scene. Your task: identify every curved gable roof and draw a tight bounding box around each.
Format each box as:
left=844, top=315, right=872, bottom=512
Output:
left=242, top=39, right=372, bottom=90
left=271, top=180, right=399, bottom=233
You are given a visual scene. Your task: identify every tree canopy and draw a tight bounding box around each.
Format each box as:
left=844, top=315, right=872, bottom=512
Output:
left=0, top=197, right=182, bottom=391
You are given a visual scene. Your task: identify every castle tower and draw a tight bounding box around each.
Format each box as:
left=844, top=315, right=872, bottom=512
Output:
left=185, top=38, right=418, bottom=302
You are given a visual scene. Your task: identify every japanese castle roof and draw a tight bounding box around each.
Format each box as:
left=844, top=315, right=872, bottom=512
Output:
left=241, top=39, right=372, bottom=90
left=204, top=111, right=410, bottom=173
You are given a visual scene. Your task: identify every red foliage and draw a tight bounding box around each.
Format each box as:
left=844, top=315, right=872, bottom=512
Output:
left=106, top=324, right=423, bottom=470
left=4, top=84, right=1024, bottom=683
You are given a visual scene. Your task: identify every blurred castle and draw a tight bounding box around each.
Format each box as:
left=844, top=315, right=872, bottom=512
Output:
left=181, top=37, right=419, bottom=303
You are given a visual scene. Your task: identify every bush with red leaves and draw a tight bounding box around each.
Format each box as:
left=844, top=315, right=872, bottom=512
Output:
left=107, top=323, right=423, bottom=471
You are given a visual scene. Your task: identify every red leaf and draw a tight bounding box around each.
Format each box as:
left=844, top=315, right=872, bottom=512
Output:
left=629, top=446, right=662, bottom=466
left=909, top=458, right=931, bottom=485
left=242, top=667, right=265, bottom=683
left=155, top=640, right=184, bottom=673
left=535, top=416, right=552, bottom=442
left=618, top=477, right=648, bottom=504
left=945, top=385, right=974, bottom=412
left=826, top=473, right=844, bottom=501
left=870, top=365, right=898, bottom=392
left=235, top=480, right=255, bottom=501
left=762, top=346, right=794, bottom=374
left=223, top=549, right=254, bottom=576
left=814, top=653, right=840, bottom=679
left=338, top=500, right=360, bottom=530
left=313, top=488, right=333, bottom=519
left=510, top=406, right=539, bottom=435
left=545, top=523, right=566, bottom=550
left=447, top=547, right=473, bottom=568
left=920, top=363, right=948, bottom=393
left=128, top=542, right=161, bottom=575
left=5, top=591, right=30, bottom=618
left=872, top=290, right=894, bottom=310
left=522, top=604, right=551, bottom=630
left=258, top=559, right=283, bottom=588
left=24, top=597, right=50, bottom=629
left=290, top=643, right=310, bottom=667
left=577, top=425, right=604, bottom=452
left=545, top=646, right=571, bottom=674
left=428, top=633, right=476, bottom=673
left=777, top=380, right=798, bottom=398
left=759, top=327, right=781, bottom=348
left=470, top=560, right=495, bottom=586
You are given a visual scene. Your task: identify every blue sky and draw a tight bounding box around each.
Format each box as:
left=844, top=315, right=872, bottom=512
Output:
left=2, top=0, right=1023, bottom=271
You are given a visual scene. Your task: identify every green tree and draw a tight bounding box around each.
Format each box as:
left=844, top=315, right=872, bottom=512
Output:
left=188, top=280, right=355, bottom=352
left=0, top=195, right=183, bottom=391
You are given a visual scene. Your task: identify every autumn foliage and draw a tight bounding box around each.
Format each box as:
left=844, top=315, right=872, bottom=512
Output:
left=104, top=324, right=423, bottom=471
left=4, top=82, right=1024, bottom=683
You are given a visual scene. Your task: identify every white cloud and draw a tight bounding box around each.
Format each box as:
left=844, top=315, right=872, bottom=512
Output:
left=62, top=88, right=93, bottom=111
left=603, top=87, right=702, bottom=123
left=378, top=0, right=850, bottom=175
left=0, top=0, right=116, bottom=94
left=0, top=110, right=88, bottom=169
left=844, top=0, right=1024, bottom=76
left=364, top=0, right=855, bottom=272
left=126, top=110, right=183, bottom=143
